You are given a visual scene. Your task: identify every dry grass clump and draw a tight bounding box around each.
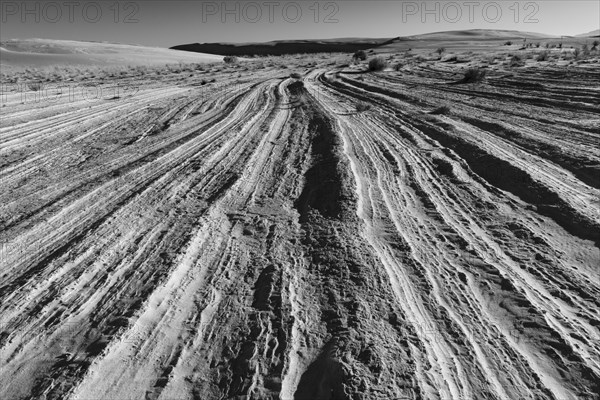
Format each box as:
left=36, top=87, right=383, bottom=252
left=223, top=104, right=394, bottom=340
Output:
left=368, top=57, right=387, bottom=71
left=353, top=50, right=367, bottom=61
left=430, top=105, right=451, bottom=115
left=356, top=101, right=372, bottom=112
left=509, top=54, right=524, bottom=67
left=537, top=51, right=550, bottom=61
left=460, top=67, right=487, bottom=84
left=27, top=82, right=43, bottom=91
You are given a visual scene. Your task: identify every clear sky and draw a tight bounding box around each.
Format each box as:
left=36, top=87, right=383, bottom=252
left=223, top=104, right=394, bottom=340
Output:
left=1, top=1, right=599, bottom=47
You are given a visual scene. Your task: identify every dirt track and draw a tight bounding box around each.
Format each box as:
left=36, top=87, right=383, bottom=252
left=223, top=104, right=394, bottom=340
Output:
left=1, top=59, right=599, bottom=400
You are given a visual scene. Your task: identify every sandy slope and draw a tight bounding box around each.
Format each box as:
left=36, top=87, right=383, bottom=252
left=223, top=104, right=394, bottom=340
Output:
left=0, top=52, right=599, bottom=400
left=0, top=39, right=223, bottom=71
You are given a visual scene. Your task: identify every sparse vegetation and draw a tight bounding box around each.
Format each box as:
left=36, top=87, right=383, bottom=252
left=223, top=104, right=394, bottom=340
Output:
left=582, top=44, right=590, bottom=56
left=430, top=105, right=451, bottom=115
left=27, top=82, right=43, bottom=91
left=356, top=101, right=372, bottom=112
left=368, top=57, right=388, bottom=72
left=537, top=51, right=550, bottom=61
left=504, top=41, right=513, bottom=46
left=436, top=47, right=446, bottom=55
left=353, top=50, right=367, bottom=61
left=460, top=67, right=487, bottom=84
left=223, top=56, right=238, bottom=64
left=510, top=54, right=524, bottom=67
left=287, top=80, right=305, bottom=97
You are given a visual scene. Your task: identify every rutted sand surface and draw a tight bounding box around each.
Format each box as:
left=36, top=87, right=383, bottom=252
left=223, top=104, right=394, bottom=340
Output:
left=1, top=56, right=599, bottom=400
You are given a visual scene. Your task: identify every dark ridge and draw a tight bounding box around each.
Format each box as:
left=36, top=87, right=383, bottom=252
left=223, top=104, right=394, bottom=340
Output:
left=170, top=39, right=390, bottom=57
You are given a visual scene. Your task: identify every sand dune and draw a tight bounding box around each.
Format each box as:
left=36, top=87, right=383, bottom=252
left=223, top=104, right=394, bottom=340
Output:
left=0, top=39, right=223, bottom=71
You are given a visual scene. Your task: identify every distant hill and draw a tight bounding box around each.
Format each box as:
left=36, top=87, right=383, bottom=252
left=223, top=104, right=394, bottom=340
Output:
left=576, top=29, right=600, bottom=37
left=170, top=29, right=558, bottom=56
left=405, top=29, right=554, bottom=40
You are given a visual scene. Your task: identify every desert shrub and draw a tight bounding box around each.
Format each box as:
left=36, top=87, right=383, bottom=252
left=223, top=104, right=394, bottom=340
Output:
left=504, top=41, right=512, bottom=46
left=582, top=44, right=590, bottom=56
left=394, top=63, right=403, bottom=71
left=368, top=57, right=387, bottom=71
left=27, top=82, right=43, bottom=91
left=436, top=47, right=446, bottom=55
left=356, top=101, right=371, bottom=112
left=287, top=81, right=305, bottom=96
left=573, top=47, right=581, bottom=59
left=223, top=56, right=238, bottom=64
left=461, top=67, right=487, bottom=83
left=535, top=42, right=541, bottom=48
left=430, top=105, right=451, bottom=115
left=290, top=72, right=302, bottom=79
left=510, top=54, right=524, bottom=67
left=593, top=40, right=599, bottom=51
left=353, top=50, right=367, bottom=61
left=536, top=51, right=549, bottom=61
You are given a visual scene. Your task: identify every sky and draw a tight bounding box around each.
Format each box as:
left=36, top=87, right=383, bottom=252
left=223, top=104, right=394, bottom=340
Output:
left=1, top=1, right=599, bottom=47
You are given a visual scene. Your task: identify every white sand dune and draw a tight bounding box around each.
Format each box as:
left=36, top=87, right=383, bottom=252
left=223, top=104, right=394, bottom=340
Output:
left=406, top=29, right=554, bottom=41
left=0, top=39, right=223, bottom=71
